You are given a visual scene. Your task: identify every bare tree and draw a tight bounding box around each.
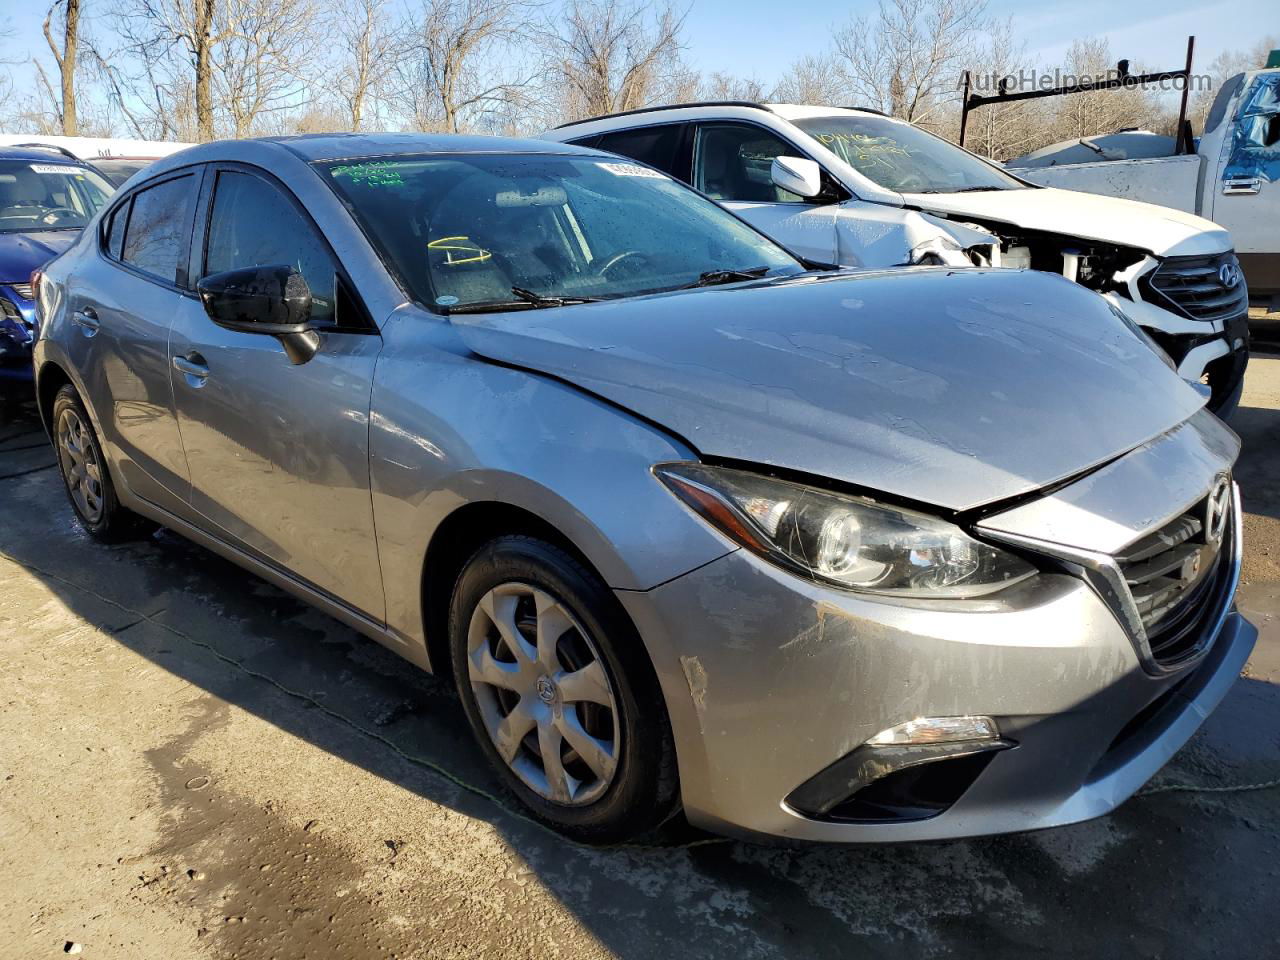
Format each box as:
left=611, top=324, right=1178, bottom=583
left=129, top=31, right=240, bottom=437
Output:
left=770, top=54, right=842, bottom=105
left=831, top=0, right=987, bottom=131
left=392, top=0, right=532, bottom=133
left=329, top=0, right=399, bottom=131
left=541, top=0, right=687, bottom=122
left=1051, top=37, right=1157, bottom=141
left=699, top=71, right=765, bottom=102
left=38, top=0, right=82, bottom=134
left=215, top=0, right=320, bottom=137
left=963, top=19, right=1053, bottom=161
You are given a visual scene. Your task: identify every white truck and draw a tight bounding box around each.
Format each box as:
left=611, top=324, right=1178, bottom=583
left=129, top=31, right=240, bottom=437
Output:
left=1007, top=67, right=1280, bottom=319
left=543, top=101, right=1250, bottom=416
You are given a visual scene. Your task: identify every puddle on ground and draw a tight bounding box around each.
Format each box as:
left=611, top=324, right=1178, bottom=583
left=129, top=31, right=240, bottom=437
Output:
left=135, top=696, right=400, bottom=959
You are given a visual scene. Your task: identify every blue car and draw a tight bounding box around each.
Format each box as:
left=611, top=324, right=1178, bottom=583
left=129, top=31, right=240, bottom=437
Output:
left=0, top=146, right=114, bottom=388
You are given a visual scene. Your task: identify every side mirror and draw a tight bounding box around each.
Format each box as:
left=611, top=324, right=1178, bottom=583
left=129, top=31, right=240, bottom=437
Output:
left=771, top=156, right=823, bottom=199
left=196, top=264, right=321, bottom=364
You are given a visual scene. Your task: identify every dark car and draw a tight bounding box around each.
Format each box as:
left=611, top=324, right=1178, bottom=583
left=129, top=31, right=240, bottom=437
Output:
left=0, top=146, right=114, bottom=389
left=90, top=156, right=158, bottom=187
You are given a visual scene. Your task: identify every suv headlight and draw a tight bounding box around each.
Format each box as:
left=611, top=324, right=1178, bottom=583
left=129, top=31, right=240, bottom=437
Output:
left=655, top=463, right=1036, bottom=598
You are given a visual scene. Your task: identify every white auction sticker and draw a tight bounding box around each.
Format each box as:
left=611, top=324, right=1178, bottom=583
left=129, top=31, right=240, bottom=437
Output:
left=29, top=164, right=76, bottom=174
left=597, top=161, right=667, bottom=179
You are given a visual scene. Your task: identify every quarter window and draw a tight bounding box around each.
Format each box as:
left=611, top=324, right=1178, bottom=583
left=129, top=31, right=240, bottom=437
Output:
left=693, top=123, right=804, bottom=203
left=104, top=202, right=128, bottom=259
left=203, top=171, right=337, bottom=326
left=120, top=175, right=195, bottom=283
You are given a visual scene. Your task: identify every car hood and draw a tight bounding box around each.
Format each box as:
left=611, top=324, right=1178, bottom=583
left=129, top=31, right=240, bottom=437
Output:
left=451, top=268, right=1205, bottom=512
left=0, top=230, right=77, bottom=287
left=901, top=186, right=1231, bottom=258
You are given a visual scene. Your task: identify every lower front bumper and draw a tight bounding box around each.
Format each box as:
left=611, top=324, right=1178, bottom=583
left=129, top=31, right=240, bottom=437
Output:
left=620, top=548, right=1256, bottom=843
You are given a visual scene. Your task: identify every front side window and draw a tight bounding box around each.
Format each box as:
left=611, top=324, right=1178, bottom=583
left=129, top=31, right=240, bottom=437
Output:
left=320, top=154, right=801, bottom=310
left=593, top=125, right=684, bottom=175
left=693, top=123, right=804, bottom=203
left=120, top=174, right=195, bottom=282
left=0, top=159, right=114, bottom=234
left=203, top=171, right=337, bottom=325
left=792, top=114, right=1024, bottom=194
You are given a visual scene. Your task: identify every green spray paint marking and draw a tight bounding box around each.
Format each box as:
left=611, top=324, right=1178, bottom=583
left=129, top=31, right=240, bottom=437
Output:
left=332, top=161, right=404, bottom=187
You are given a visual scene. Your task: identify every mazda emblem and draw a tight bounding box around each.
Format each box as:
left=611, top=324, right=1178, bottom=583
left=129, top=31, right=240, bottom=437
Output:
left=1204, top=477, right=1231, bottom=547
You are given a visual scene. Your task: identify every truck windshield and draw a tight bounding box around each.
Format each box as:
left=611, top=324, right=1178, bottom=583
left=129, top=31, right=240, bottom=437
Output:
left=0, top=159, right=114, bottom=233
left=320, top=153, right=802, bottom=310
left=792, top=115, right=1024, bottom=194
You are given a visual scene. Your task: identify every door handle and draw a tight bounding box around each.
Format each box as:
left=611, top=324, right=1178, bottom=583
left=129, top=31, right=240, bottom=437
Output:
left=1222, top=177, right=1261, bottom=195
left=172, top=352, right=210, bottom=384
left=72, top=307, right=100, bottom=337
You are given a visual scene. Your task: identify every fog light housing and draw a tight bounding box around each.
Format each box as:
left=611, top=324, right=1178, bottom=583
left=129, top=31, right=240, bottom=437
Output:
left=866, top=715, right=999, bottom=746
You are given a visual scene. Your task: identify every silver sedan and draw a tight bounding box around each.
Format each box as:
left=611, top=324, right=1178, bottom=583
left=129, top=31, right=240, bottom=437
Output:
left=32, top=134, right=1255, bottom=844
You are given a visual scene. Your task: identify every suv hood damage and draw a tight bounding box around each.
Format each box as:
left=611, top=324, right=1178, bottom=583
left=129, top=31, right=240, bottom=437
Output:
left=452, top=268, right=1204, bottom=512
left=902, top=186, right=1230, bottom=258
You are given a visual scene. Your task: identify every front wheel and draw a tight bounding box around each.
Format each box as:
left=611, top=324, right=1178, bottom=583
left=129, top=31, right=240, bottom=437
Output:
left=449, top=535, right=679, bottom=844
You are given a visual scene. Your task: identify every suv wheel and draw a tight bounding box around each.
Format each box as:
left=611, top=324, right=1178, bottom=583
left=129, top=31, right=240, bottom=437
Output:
left=449, top=535, right=679, bottom=843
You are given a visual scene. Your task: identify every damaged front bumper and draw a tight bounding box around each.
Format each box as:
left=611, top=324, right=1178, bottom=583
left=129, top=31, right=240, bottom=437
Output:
left=618, top=414, right=1255, bottom=843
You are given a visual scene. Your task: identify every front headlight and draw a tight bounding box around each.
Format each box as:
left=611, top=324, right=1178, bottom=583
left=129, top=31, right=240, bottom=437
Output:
left=655, top=463, right=1036, bottom=598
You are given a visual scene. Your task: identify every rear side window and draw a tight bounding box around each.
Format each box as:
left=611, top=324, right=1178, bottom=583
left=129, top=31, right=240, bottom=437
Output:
left=594, top=125, right=683, bottom=175
left=120, top=175, right=195, bottom=283
left=203, top=170, right=338, bottom=326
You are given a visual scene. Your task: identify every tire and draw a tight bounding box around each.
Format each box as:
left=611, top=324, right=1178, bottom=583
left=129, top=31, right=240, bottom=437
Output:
left=51, top=384, right=156, bottom=543
left=449, top=535, right=679, bottom=844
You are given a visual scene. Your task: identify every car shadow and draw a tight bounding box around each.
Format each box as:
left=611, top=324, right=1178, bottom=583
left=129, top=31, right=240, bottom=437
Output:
left=2, top=396, right=1279, bottom=959
left=1232, top=402, right=1280, bottom=523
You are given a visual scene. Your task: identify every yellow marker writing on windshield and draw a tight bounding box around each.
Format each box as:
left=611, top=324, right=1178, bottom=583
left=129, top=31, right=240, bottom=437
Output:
left=428, top=236, right=493, bottom=265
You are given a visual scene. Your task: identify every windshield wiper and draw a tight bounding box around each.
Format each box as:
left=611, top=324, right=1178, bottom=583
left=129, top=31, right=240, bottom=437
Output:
left=510, top=286, right=604, bottom=306
left=444, top=286, right=605, bottom=314
left=679, top=266, right=772, bottom=289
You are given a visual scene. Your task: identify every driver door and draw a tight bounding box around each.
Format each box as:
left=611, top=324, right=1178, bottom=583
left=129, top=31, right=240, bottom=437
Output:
left=690, top=121, right=839, bottom=263
left=168, top=164, right=386, bottom=621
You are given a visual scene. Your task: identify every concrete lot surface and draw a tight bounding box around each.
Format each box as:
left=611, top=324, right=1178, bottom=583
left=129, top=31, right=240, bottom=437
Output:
left=2, top=360, right=1278, bottom=960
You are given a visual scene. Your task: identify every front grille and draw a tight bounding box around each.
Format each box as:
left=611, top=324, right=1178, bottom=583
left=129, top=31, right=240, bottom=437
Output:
left=7, top=282, right=33, bottom=301
left=1114, top=484, right=1233, bottom=668
left=1144, top=252, right=1248, bottom=322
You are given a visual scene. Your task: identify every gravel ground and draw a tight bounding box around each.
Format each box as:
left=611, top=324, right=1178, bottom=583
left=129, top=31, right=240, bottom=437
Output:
left=1, top=359, right=1277, bottom=960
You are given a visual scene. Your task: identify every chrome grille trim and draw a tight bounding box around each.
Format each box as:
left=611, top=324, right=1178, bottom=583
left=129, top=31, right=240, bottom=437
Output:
left=1144, top=253, right=1248, bottom=322
left=980, top=483, right=1242, bottom=677
left=8, top=282, right=34, bottom=300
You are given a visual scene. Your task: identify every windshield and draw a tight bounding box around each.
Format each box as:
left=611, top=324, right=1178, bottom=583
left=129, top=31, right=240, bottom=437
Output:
left=0, top=159, right=114, bottom=233
left=319, top=154, right=802, bottom=310
left=792, top=115, right=1024, bottom=194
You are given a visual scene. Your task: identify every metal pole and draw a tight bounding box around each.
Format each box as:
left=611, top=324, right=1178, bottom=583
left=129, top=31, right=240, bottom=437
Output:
left=1175, top=35, right=1196, bottom=154
left=958, top=70, right=971, bottom=147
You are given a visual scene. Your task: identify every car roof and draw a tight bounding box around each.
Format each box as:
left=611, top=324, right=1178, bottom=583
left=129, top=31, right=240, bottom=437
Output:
left=544, top=102, right=893, bottom=140
left=0, top=145, right=90, bottom=165
left=269, top=132, right=603, bottom=162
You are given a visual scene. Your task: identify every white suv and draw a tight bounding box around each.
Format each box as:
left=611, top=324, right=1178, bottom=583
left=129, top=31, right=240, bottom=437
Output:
left=543, top=102, right=1250, bottom=417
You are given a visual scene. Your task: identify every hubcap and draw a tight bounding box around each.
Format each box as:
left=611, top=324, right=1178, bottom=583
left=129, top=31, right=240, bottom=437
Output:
left=467, top=583, right=621, bottom=806
left=57, top=408, right=104, bottom=524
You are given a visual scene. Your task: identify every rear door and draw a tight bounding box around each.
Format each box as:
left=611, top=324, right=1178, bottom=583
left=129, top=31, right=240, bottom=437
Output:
left=689, top=121, right=838, bottom=263
left=167, top=163, right=386, bottom=620
left=61, top=168, right=201, bottom=514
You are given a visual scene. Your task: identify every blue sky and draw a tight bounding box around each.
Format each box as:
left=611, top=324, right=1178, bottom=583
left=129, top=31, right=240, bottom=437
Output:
left=2, top=0, right=1275, bottom=105
left=681, top=0, right=1274, bottom=87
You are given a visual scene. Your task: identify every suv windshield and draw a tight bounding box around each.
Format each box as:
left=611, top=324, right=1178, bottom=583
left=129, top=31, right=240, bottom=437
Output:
left=792, top=115, right=1024, bottom=194
left=0, top=158, right=114, bottom=233
left=320, top=154, right=802, bottom=310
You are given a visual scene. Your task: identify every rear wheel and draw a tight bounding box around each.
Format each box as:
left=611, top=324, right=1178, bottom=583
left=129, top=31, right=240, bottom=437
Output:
left=449, top=535, right=679, bottom=843
left=51, top=385, right=155, bottom=542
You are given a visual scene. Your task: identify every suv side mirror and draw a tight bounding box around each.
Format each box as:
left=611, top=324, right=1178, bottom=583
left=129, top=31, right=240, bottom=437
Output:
left=197, top=264, right=321, bottom=364
left=771, top=156, right=823, bottom=199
